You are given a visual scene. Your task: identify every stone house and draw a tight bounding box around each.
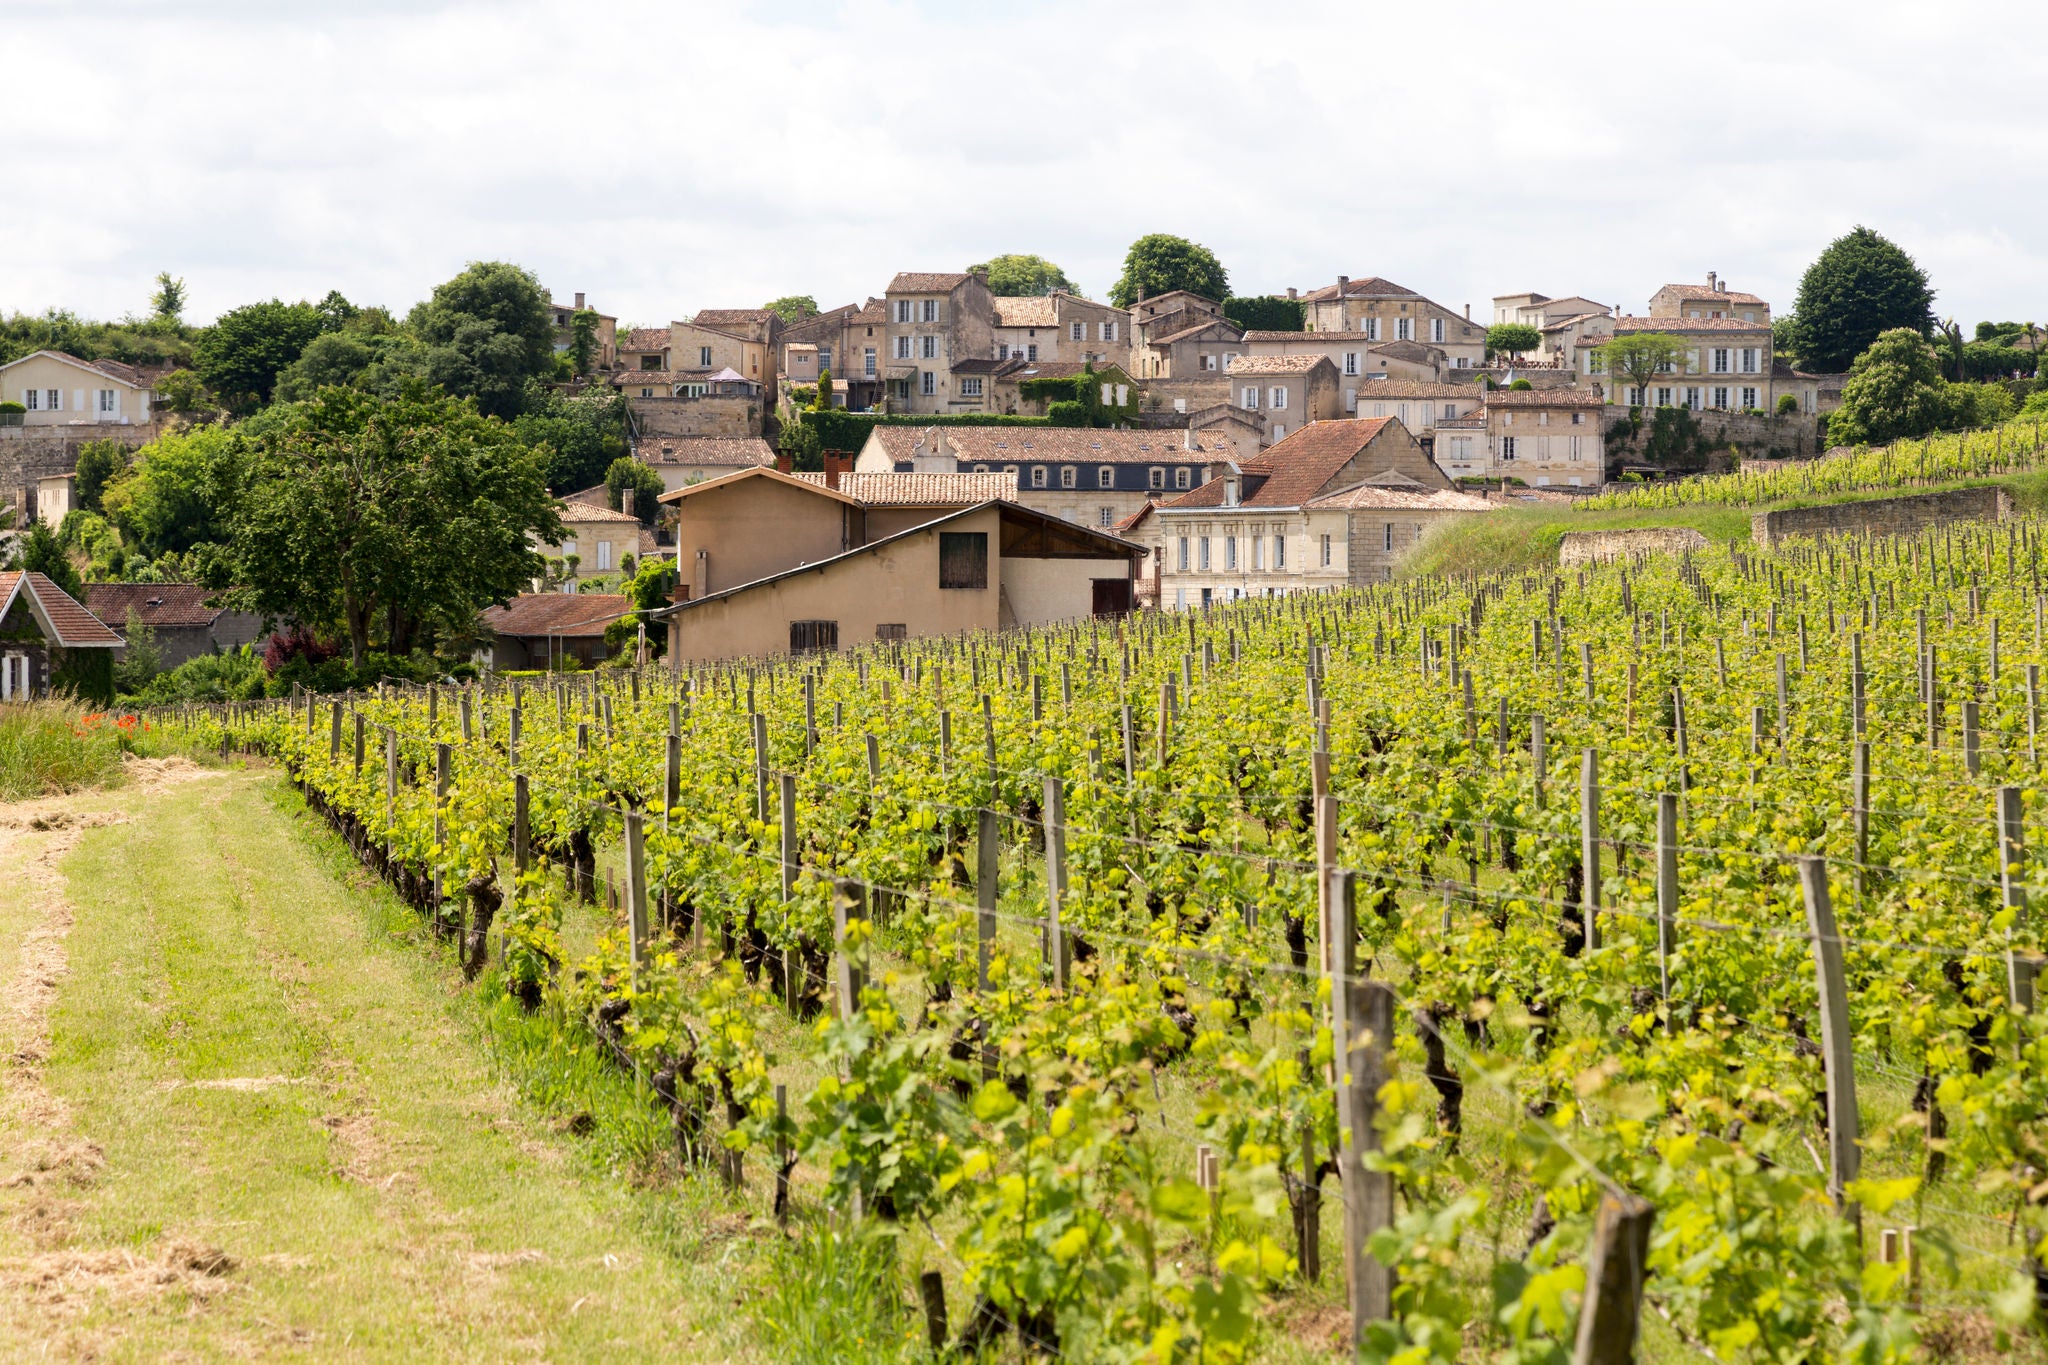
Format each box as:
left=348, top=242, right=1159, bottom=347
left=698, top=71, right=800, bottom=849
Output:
left=1241, top=332, right=1462, bottom=407
left=1582, top=315, right=1777, bottom=411
left=1491, top=292, right=1616, bottom=327
left=991, top=292, right=1129, bottom=368
left=852, top=424, right=1234, bottom=529
left=480, top=593, right=632, bottom=671
left=538, top=499, right=644, bottom=584
left=1350, top=381, right=1488, bottom=439
left=0, top=571, right=122, bottom=698
left=1649, top=273, right=1770, bottom=325
left=81, top=583, right=264, bottom=669
left=550, top=292, right=618, bottom=371
left=618, top=327, right=671, bottom=372
left=1225, top=354, right=1342, bottom=446
left=987, top=360, right=1137, bottom=417
left=648, top=498, right=1143, bottom=664
left=1481, top=388, right=1606, bottom=486
left=670, top=308, right=781, bottom=393
left=0, top=351, right=160, bottom=430
left=882, top=271, right=999, bottom=414
left=778, top=299, right=888, bottom=411
left=1144, top=418, right=1490, bottom=604
left=1297, top=276, right=1486, bottom=370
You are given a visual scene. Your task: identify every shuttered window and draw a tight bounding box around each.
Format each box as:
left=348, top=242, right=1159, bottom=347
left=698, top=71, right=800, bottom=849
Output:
left=876, top=623, right=907, bottom=641
left=789, top=620, right=839, bottom=653
left=938, top=532, right=988, bottom=589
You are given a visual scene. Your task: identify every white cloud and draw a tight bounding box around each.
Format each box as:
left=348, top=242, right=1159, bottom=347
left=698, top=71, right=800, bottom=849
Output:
left=2, top=0, right=2043, bottom=329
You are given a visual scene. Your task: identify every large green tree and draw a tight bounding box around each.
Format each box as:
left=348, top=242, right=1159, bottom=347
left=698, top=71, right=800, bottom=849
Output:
left=72, top=439, right=130, bottom=514
left=1486, top=323, right=1542, bottom=359
left=1593, top=332, right=1688, bottom=406
left=764, top=296, right=820, bottom=324
left=193, top=299, right=324, bottom=412
left=969, top=254, right=1078, bottom=297
left=1824, top=328, right=1955, bottom=446
left=605, top=456, right=665, bottom=526
left=150, top=272, right=187, bottom=324
left=100, top=425, right=245, bottom=560
left=408, top=262, right=556, bottom=421
left=230, top=386, right=562, bottom=663
left=1107, top=235, right=1229, bottom=308
left=15, top=520, right=81, bottom=599
left=1789, top=227, right=1935, bottom=374
left=513, top=384, right=628, bottom=492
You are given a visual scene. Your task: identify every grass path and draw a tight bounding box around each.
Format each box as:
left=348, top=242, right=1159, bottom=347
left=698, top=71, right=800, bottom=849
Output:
left=0, top=762, right=757, bottom=1362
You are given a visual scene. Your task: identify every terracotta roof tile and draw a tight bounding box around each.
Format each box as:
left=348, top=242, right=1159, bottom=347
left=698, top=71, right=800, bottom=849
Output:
left=888, top=272, right=970, bottom=293
left=992, top=296, right=1058, bottom=328
left=866, top=427, right=1234, bottom=465
left=1225, top=354, right=1330, bottom=375
left=1306, top=483, right=1495, bottom=512
left=1160, top=418, right=1397, bottom=510
left=1658, top=284, right=1768, bottom=306
left=82, top=582, right=224, bottom=630
left=693, top=308, right=777, bottom=327
left=1348, top=381, right=1487, bottom=399
left=792, top=472, right=1018, bottom=505
left=0, top=572, right=122, bottom=647
left=481, top=593, right=632, bottom=640
left=557, top=500, right=642, bottom=524
left=1300, top=275, right=1418, bottom=303
left=642, top=438, right=776, bottom=468
left=1482, top=388, right=1604, bottom=408
left=1148, top=318, right=1244, bottom=346
left=621, top=328, right=670, bottom=352
left=1610, top=315, right=1770, bottom=334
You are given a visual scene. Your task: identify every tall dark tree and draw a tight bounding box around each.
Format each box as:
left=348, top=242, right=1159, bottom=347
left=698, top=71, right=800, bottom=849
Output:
left=1108, top=235, right=1230, bottom=308
left=409, top=262, right=556, bottom=420
left=604, top=456, right=665, bottom=526
left=15, top=520, right=81, bottom=599
left=193, top=299, right=324, bottom=412
left=229, top=386, right=562, bottom=663
left=1789, top=227, right=1935, bottom=374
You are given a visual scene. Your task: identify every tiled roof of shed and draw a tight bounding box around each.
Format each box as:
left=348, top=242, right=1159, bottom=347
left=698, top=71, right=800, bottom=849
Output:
left=481, top=594, right=632, bottom=640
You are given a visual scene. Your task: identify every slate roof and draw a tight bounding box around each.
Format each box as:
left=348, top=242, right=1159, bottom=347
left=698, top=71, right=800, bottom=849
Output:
left=888, top=272, right=970, bottom=293
left=1159, top=418, right=1398, bottom=510
left=866, top=427, right=1235, bottom=465
left=481, top=593, right=632, bottom=640
left=81, top=582, right=226, bottom=631
left=642, top=438, right=776, bottom=468
left=792, top=472, right=1019, bottom=505
left=0, top=572, right=122, bottom=647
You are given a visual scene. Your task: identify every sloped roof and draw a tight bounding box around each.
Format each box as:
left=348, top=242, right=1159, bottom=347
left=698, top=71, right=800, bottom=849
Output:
left=656, top=464, right=865, bottom=508
left=0, top=572, right=122, bottom=647
left=621, top=327, right=670, bottom=352
left=81, top=582, right=225, bottom=631
left=793, top=471, right=1019, bottom=505
left=997, top=360, right=1132, bottom=381
left=1226, top=354, right=1331, bottom=375
left=1483, top=388, right=1604, bottom=408
left=866, top=426, right=1235, bottom=466
left=642, top=437, right=776, bottom=468
left=888, top=272, right=970, bottom=293
left=693, top=308, right=778, bottom=328
left=557, top=500, right=642, bottom=524
left=1301, top=276, right=1419, bottom=302
left=1160, top=418, right=1398, bottom=511
left=1610, top=315, right=1769, bottom=335
left=481, top=594, right=632, bottom=640
left=0, top=350, right=150, bottom=388
left=1149, top=318, right=1244, bottom=346
left=1657, top=284, right=1768, bottom=306
left=851, top=298, right=889, bottom=326
left=992, top=296, right=1058, bottom=327
left=1349, top=381, right=1487, bottom=399
left=1307, top=482, right=1495, bottom=512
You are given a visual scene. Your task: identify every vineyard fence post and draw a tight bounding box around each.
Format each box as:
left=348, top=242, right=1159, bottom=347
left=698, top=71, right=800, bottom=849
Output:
left=832, top=877, right=864, bottom=1017
left=1656, top=792, right=1677, bottom=1012
left=1043, top=775, right=1068, bottom=989
left=1998, top=786, right=2036, bottom=1015
left=1581, top=749, right=1601, bottom=951
left=1570, top=1191, right=1656, bottom=1365
left=1799, top=855, right=1861, bottom=1229
left=1330, top=870, right=1395, bottom=1345
left=625, top=810, right=648, bottom=979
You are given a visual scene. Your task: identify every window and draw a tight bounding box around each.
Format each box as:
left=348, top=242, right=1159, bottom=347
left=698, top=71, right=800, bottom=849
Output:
left=1201, top=353, right=1218, bottom=371
left=1431, top=317, right=1445, bottom=342
left=1224, top=535, right=1237, bottom=570
left=1571, top=411, right=1585, bottom=425
left=1026, top=344, right=1038, bottom=361
left=1741, top=386, right=1758, bottom=409
left=1252, top=536, right=1263, bottom=570
left=920, top=335, right=937, bottom=359
left=1174, top=467, right=1191, bottom=489
left=959, top=376, right=983, bottom=397
left=864, top=348, right=877, bottom=376
left=1102, top=321, right=1116, bottom=342
left=1344, top=351, right=1359, bottom=375
left=1655, top=386, right=1672, bottom=407
left=895, top=300, right=912, bottom=322
left=1098, top=507, right=1114, bottom=527
left=922, top=299, right=938, bottom=323
left=1713, top=386, right=1729, bottom=409
left=1273, top=534, right=1285, bottom=568
left=921, top=371, right=937, bottom=396
left=1396, top=317, right=1413, bottom=341
left=972, top=463, right=989, bottom=472
left=938, top=532, right=988, bottom=588
left=1097, top=465, right=1113, bottom=488
left=699, top=346, right=712, bottom=367
left=22, top=390, right=36, bottom=410
left=1712, top=348, right=1730, bottom=374
left=639, top=387, right=654, bottom=398
left=562, top=537, right=579, bottom=559
left=819, top=346, right=832, bottom=369
left=1345, top=387, right=1358, bottom=412
left=876, top=623, right=907, bottom=641
left=1444, top=403, right=1457, bottom=421
left=1070, top=322, right=1084, bottom=341
left=1500, top=435, right=1517, bottom=460
left=997, top=343, right=1010, bottom=360
left=1031, top=466, right=1048, bottom=487
left=1149, top=467, right=1165, bottom=489
left=1384, top=523, right=1393, bottom=551
left=1685, top=387, right=1701, bottom=409
left=1269, top=386, right=1287, bottom=410
left=1740, top=347, right=1758, bottom=373
left=1241, top=385, right=1260, bottom=409
left=45, top=389, right=60, bottom=410
left=1365, top=318, right=1380, bottom=340
left=1569, top=435, right=1584, bottom=460
left=1198, top=536, right=1211, bottom=570
left=1060, top=466, right=1076, bottom=488
left=1502, top=412, right=1513, bottom=426
left=1176, top=536, right=1189, bottom=571
left=1271, top=424, right=1285, bottom=440
left=1320, top=533, right=1332, bottom=567
left=1538, top=411, right=1549, bottom=426
left=790, top=620, right=839, bottom=653
left=894, top=336, right=911, bottom=359
left=596, top=539, right=613, bottom=570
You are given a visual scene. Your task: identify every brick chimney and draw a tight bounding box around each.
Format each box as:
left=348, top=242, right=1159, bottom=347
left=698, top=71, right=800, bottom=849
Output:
left=776, top=451, right=793, bottom=474
left=1707, top=271, right=1718, bottom=293
left=822, top=450, right=852, bottom=490
left=1337, top=275, right=1350, bottom=295
left=622, top=487, right=635, bottom=517
left=574, top=291, right=586, bottom=309
left=1464, top=303, right=1471, bottom=320
left=1285, top=286, right=1297, bottom=300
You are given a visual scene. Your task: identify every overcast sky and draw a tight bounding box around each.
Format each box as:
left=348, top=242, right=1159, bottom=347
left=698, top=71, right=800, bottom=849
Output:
left=5, top=0, right=2044, bottom=332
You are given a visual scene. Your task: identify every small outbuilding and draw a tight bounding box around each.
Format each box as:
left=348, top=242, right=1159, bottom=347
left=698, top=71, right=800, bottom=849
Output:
left=0, top=571, right=123, bottom=699
left=479, top=593, right=633, bottom=672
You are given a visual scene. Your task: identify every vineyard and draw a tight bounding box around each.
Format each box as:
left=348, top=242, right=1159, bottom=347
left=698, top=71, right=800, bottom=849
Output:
left=185, top=515, right=2048, bottom=1364
left=1580, top=415, right=2048, bottom=511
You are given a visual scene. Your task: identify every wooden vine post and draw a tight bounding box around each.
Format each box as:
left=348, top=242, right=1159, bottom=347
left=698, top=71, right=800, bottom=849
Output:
left=1580, top=748, right=1601, bottom=950
left=624, top=810, right=648, bottom=979
left=1043, top=775, right=1069, bottom=989
left=976, top=808, right=998, bottom=993
left=1571, top=1191, right=1657, bottom=1365
left=1799, top=855, right=1861, bottom=1228
left=1656, top=792, right=1678, bottom=1010
left=1997, top=786, right=2036, bottom=1015
left=832, top=877, right=865, bottom=1017
left=1328, top=870, right=1395, bottom=1346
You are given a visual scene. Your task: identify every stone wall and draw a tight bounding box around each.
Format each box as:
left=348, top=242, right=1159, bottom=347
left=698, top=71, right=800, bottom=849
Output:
left=1750, top=486, right=2009, bottom=548
left=1557, top=527, right=1709, bottom=566
left=627, top=395, right=762, bottom=440
left=1605, top=408, right=1827, bottom=470
left=0, top=431, right=147, bottom=521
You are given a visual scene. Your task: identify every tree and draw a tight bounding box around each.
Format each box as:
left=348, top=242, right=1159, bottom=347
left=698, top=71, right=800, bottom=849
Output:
left=229, top=386, right=562, bottom=664
left=101, top=425, right=245, bottom=560
left=409, top=261, right=556, bottom=420
left=151, top=273, right=187, bottom=324
left=1824, top=328, right=1954, bottom=446
left=15, top=520, right=81, bottom=598
left=777, top=417, right=823, bottom=473
left=1486, top=323, right=1542, bottom=359
left=816, top=367, right=834, bottom=411
left=194, top=299, right=324, bottom=412
left=314, top=289, right=359, bottom=332
left=113, top=608, right=161, bottom=696
left=72, top=439, right=129, bottom=514
left=764, top=296, right=820, bottom=324
left=968, top=255, right=1077, bottom=298
left=605, top=456, right=665, bottom=525
left=513, top=384, right=628, bottom=493
left=1789, top=226, right=1935, bottom=374
left=150, top=369, right=216, bottom=416
left=1108, top=235, right=1229, bottom=309
left=569, top=309, right=600, bottom=377
left=1593, top=332, right=1688, bottom=406
left=272, top=332, right=377, bottom=402
left=1222, top=296, right=1305, bottom=332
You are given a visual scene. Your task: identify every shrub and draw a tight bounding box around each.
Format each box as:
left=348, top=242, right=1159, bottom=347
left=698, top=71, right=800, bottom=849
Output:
left=1776, top=394, right=1800, bottom=415
left=0, top=700, right=133, bottom=799
left=1046, top=400, right=1087, bottom=427
left=1506, top=378, right=1534, bottom=391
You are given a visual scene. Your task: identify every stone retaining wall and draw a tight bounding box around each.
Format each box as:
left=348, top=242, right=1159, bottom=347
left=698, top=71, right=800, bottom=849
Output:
left=1557, top=527, right=1710, bottom=566
left=1750, top=486, right=2009, bottom=548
